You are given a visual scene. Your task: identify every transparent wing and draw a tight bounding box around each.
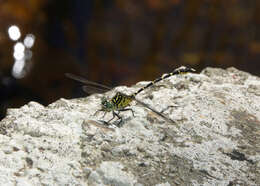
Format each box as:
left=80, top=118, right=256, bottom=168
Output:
left=65, top=73, right=112, bottom=94
left=134, top=98, right=175, bottom=124
left=82, top=85, right=108, bottom=94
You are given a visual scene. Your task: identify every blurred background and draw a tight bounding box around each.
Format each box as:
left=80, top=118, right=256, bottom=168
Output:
left=0, top=0, right=259, bottom=120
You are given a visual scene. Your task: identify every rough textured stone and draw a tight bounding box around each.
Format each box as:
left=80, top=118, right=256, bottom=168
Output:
left=0, top=67, right=259, bottom=185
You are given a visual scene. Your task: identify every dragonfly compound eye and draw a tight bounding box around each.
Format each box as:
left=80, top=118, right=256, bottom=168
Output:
left=101, top=98, right=110, bottom=108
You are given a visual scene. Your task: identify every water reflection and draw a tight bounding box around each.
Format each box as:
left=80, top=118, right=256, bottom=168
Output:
left=8, top=25, right=21, bottom=41
left=8, top=25, right=35, bottom=79
left=12, top=59, right=26, bottom=78
left=13, top=42, right=25, bottom=60
left=24, top=34, right=35, bottom=48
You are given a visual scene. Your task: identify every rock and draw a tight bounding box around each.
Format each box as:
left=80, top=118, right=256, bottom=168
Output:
left=0, top=67, right=259, bottom=185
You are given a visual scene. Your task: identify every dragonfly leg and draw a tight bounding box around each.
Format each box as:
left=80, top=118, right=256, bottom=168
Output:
left=107, top=112, right=116, bottom=123
left=102, top=111, right=107, bottom=118
left=96, top=109, right=134, bottom=127
left=112, top=111, right=123, bottom=126
left=99, top=112, right=115, bottom=125
left=94, top=109, right=108, bottom=118
left=100, top=111, right=122, bottom=126
left=94, top=110, right=101, bottom=116
left=108, top=111, right=121, bottom=122
left=118, top=108, right=135, bottom=117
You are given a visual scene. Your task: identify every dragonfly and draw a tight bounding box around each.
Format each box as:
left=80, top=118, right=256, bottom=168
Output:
left=66, top=66, right=195, bottom=126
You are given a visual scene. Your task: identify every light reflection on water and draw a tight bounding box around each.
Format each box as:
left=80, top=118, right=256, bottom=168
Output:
left=8, top=25, right=35, bottom=79
left=12, top=59, right=26, bottom=79
left=13, top=42, right=25, bottom=60
left=24, top=34, right=35, bottom=48
left=8, top=25, right=21, bottom=41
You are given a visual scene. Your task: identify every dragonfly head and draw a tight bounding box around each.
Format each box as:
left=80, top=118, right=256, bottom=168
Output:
left=101, top=97, right=113, bottom=111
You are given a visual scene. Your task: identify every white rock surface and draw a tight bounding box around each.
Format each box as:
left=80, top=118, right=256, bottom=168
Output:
left=0, top=67, right=260, bottom=186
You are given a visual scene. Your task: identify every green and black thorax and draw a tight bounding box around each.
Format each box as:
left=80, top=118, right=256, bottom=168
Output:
left=100, top=92, right=133, bottom=112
